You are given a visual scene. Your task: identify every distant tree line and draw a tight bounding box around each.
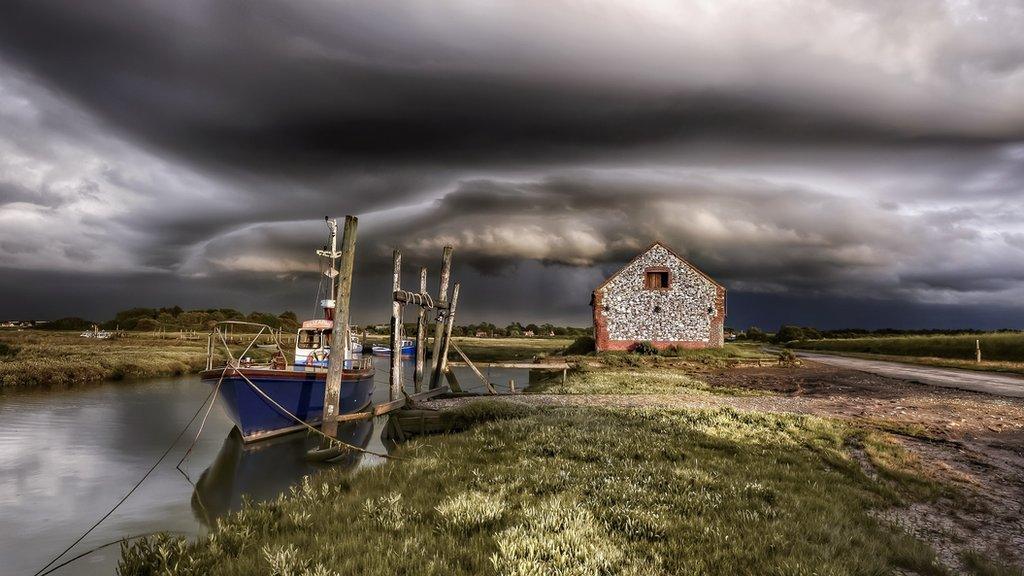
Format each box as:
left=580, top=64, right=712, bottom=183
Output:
left=734, top=325, right=1022, bottom=344
left=40, top=307, right=301, bottom=332
left=37, top=308, right=591, bottom=337
left=358, top=322, right=593, bottom=338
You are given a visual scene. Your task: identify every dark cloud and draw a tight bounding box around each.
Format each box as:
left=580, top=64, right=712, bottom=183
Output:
left=1, top=1, right=1023, bottom=327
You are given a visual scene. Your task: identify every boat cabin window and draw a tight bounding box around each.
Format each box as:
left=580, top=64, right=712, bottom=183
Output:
left=298, top=330, right=319, bottom=349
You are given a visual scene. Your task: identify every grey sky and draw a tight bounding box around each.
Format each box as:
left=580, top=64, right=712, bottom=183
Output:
left=1, top=0, right=1022, bottom=328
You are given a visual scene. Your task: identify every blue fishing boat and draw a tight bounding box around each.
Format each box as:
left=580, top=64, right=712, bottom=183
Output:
left=201, top=219, right=374, bottom=443
left=372, top=338, right=415, bottom=357
left=199, top=354, right=374, bottom=443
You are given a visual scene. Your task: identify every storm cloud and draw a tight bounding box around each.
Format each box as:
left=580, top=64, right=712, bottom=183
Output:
left=1, top=0, right=1023, bottom=328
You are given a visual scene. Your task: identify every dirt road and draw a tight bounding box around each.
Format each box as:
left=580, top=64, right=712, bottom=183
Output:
left=794, top=351, right=1024, bottom=397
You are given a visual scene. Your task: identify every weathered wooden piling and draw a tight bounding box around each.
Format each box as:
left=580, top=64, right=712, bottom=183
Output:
left=413, top=267, right=428, bottom=393
left=389, top=249, right=403, bottom=401
left=431, top=283, right=461, bottom=392
left=429, top=246, right=453, bottom=389
left=321, top=216, right=357, bottom=442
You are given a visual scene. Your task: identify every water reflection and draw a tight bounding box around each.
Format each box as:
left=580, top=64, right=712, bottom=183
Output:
left=191, top=419, right=374, bottom=525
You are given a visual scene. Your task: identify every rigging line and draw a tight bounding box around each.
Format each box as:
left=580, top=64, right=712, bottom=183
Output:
left=175, top=366, right=228, bottom=481
left=35, top=530, right=189, bottom=576
left=234, top=368, right=405, bottom=459
left=31, top=386, right=218, bottom=576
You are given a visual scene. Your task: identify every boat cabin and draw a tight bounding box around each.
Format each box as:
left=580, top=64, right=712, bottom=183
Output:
left=295, top=319, right=333, bottom=366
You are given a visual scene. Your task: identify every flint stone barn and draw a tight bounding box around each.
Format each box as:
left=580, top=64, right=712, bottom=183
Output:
left=591, top=242, right=726, bottom=351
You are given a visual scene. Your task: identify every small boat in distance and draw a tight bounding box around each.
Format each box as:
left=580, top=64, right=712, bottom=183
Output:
left=200, top=219, right=374, bottom=443
left=372, top=338, right=415, bottom=357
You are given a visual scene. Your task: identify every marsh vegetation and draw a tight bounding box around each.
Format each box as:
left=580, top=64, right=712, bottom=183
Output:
left=0, top=331, right=212, bottom=389
left=119, top=401, right=955, bottom=576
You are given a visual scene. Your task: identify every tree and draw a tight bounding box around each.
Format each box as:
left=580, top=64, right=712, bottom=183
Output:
left=744, top=326, right=769, bottom=342
left=773, top=325, right=806, bottom=343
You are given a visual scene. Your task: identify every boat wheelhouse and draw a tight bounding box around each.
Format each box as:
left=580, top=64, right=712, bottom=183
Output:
left=294, top=316, right=364, bottom=368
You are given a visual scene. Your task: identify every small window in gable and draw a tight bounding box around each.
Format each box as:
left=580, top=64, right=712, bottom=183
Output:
left=644, top=268, right=670, bottom=290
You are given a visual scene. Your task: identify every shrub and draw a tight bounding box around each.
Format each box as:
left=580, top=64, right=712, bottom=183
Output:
left=563, top=335, right=596, bottom=355
left=0, top=342, right=17, bottom=358
left=631, top=341, right=658, bottom=355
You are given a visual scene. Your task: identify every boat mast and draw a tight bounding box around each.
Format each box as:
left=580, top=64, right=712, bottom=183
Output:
left=315, top=218, right=341, bottom=320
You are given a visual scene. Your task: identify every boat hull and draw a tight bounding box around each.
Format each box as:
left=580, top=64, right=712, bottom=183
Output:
left=200, top=367, right=375, bottom=442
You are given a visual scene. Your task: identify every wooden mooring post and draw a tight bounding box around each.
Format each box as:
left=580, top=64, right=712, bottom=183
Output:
left=389, top=249, right=403, bottom=402
left=413, top=267, right=428, bottom=393
left=321, top=216, right=357, bottom=444
left=429, top=246, right=453, bottom=389
left=381, top=244, right=470, bottom=423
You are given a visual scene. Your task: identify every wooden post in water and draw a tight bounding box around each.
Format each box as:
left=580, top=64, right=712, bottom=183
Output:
left=429, top=246, right=453, bottom=389
left=321, top=216, right=357, bottom=443
left=431, top=283, right=461, bottom=392
left=413, top=267, right=428, bottom=393
left=389, top=250, right=403, bottom=401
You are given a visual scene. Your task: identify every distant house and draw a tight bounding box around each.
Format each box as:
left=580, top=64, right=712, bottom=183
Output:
left=523, top=330, right=535, bottom=337
left=475, top=331, right=489, bottom=338
left=591, top=242, right=726, bottom=351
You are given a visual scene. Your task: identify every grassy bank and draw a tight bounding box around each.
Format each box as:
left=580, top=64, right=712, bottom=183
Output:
left=362, top=335, right=576, bottom=362
left=527, top=365, right=761, bottom=396
left=792, top=333, right=1024, bottom=362
left=0, top=331, right=212, bottom=389
left=586, top=342, right=779, bottom=368
left=120, top=401, right=950, bottom=576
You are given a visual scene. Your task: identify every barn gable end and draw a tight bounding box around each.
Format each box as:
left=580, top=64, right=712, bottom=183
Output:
left=592, top=242, right=726, bottom=351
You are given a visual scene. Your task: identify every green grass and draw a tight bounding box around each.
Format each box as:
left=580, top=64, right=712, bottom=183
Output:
left=448, top=336, right=575, bottom=362
left=527, top=365, right=760, bottom=396
left=961, top=551, right=1024, bottom=576
left=119, top=402, right=949, bottom=576
left=361, top=335, right=575, bottom=362
left=575, top=343, right=779, bottom=369
left=793, top=333, right=1024, bottom=363
left=0, top=331, right=215, bottom=389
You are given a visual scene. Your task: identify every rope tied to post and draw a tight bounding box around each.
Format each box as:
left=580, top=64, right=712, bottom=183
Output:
left=404, top=291, right=434, bottom=308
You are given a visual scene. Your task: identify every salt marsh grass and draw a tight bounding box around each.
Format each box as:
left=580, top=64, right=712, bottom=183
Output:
left=528, top=366, right=759, bottom=396
left=120, top=403, right=949, bottom=576
left=793, top=333, right=1024, bottom=363
left=0, top=331, right=211, bottom=388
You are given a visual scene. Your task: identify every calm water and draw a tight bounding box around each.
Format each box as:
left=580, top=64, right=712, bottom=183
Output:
left=0, top=357, right=526, bottom=576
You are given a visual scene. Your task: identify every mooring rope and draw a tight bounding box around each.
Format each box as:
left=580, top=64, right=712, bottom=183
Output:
left=232, top=369, right=403, bottom=461
left=34, top=531, right=187, bottom=576
left=403, top=291, right=434, bottom=308
left=176, top=366, right=228, bottom=482
left=31, top=386, right=219, bottom=576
